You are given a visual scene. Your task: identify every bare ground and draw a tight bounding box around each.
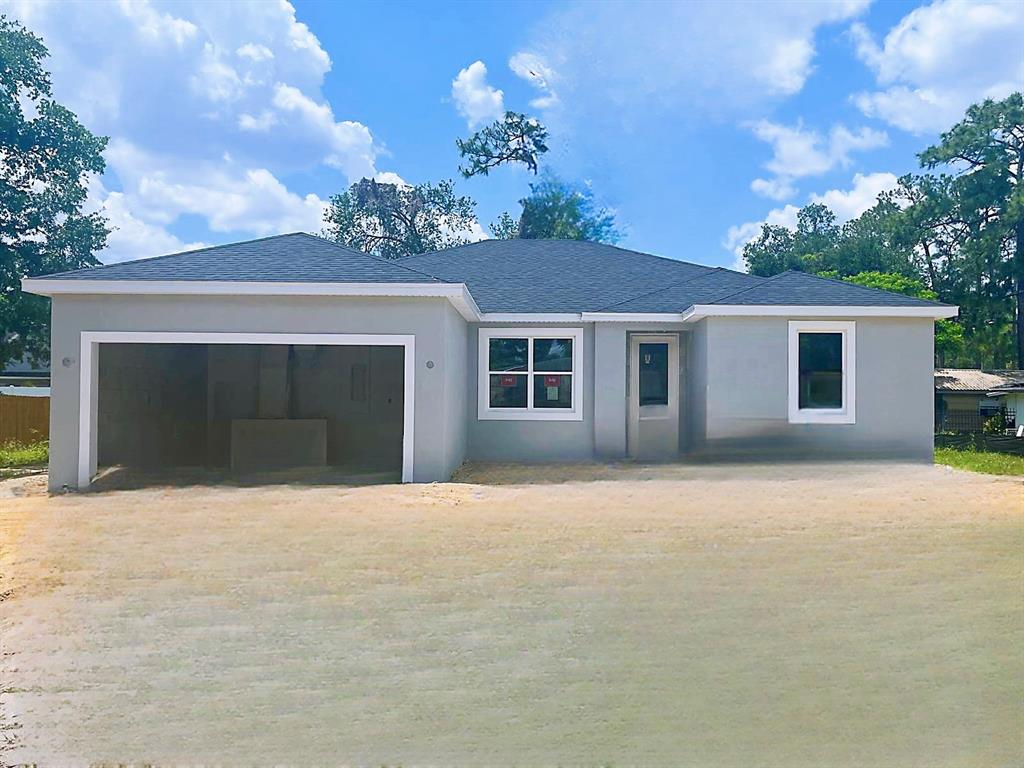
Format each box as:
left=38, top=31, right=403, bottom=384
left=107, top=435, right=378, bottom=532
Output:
left=0, top=462, right=1021, bottom=766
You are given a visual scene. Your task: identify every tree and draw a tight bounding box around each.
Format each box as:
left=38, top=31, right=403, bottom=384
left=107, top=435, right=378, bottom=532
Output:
left=456, top=112, right=549, bottom=178
left=919, top=93, right=1023, bottom=367
left=516, top=177, right=620, bottom=243
left=322, top=177, right=478, bottom=259
left=489, top=211, right=519, bottom=240
left=0, top=16, right=109, bottom=369
left=832, top=271, right=964, bottom=364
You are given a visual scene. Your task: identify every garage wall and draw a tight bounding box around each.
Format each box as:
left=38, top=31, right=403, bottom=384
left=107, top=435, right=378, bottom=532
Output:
left=48, top=294, right=467, bottom=489
left=690, top=316, right=934, bottom=460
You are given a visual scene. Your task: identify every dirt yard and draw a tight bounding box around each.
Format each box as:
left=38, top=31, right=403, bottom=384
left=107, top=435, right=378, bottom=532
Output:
left=1, top=462, right=1021, bottom=766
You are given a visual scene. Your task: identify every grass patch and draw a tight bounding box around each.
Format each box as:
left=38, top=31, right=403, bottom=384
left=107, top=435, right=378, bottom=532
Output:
left=0, top=440, right=48, bottom=468
left=935, top=446, right=1024, bottom=476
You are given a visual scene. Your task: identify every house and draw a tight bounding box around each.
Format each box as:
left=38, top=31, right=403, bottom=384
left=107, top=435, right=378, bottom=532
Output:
left=934, top=368, right=1024, bottom=432
left=22, top=233, right=958, bottom=491
left=985, top=383, right=1024, bottom=431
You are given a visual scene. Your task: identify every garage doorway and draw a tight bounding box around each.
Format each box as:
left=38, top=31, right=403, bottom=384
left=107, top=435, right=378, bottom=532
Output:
left=77, top=333, right=415, bottom=488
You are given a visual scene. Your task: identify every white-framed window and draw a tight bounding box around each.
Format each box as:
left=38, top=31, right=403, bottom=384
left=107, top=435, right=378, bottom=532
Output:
left=787, top=320, right=856, bottom=424
left=478, top=327, right=584, bottom=421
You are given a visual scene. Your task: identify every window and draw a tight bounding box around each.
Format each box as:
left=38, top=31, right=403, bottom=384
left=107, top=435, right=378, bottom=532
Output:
left=638, top=342, right=669, bottom=406
left=788, top=321, right=856, bottom=424
left=479, top=328, right=583, bottom=420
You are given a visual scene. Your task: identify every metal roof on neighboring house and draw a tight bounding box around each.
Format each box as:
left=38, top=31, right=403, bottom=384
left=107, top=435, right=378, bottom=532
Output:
left=27, top=233, right=957, bottom=316
left=934, top=368, right=1024, bottom=393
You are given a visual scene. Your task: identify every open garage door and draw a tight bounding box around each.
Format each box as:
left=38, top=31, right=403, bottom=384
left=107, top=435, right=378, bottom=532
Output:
left=77, top=333, right=414, bottom=488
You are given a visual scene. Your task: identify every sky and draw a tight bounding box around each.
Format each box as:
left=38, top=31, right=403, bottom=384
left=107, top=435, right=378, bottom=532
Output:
left=4, top=0, right=1022, bottom=270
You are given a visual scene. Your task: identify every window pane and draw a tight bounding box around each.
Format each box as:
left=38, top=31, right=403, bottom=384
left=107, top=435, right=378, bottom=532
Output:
left=639, top=343, right=669, bottom=406
left=489, top=338, right=528, bottom=372
left=533, top=338, right=573, bottom=372
left=533, top=373, right=572, bottom=409
left=798, top=332, right=843, bottom=409
left=489, top=373, right=527, bottom=408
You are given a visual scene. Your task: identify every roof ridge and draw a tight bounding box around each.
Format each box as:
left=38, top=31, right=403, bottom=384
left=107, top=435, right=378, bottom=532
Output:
left=704, top=269, right=794, bottom=304
left=399, top=238, right=717, bottom=273
left=785, top=268, right=950, bottom=307
left=303, top=233, right=448, bottom=283
left=594, top=268, right=734, bottom=311
left=37, top=232, right=312, bottom=279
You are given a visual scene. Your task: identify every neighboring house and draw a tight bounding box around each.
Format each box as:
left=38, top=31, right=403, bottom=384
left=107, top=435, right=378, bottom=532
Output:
left=0, top=356, right=50, bottom=388
left=23, top=233, right=958, bottom=491
left=934, top=368, right=1024, bottom=432
left=986, top=384, right=1024, bottom=431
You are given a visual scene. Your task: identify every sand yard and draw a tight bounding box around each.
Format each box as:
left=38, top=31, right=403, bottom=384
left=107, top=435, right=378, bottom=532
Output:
left=0, top=461, right=1021, bottom=765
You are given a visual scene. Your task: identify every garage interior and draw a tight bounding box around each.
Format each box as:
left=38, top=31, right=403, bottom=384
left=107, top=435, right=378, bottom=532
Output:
left=95, top=343, right=404, bottom=482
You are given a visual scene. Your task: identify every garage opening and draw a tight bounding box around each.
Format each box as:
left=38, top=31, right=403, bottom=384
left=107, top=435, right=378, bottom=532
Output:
left=90, top=340, right=408, bottom=485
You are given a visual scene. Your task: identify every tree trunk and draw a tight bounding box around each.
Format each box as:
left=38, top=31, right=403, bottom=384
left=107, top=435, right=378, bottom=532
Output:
left=1016, top=220, right=1024, bottom=368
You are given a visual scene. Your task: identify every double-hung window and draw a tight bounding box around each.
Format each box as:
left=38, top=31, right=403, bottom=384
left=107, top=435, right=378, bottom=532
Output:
left=479, top=328, right=583, bottom=420
left=788, top=321, right=856, bottom=424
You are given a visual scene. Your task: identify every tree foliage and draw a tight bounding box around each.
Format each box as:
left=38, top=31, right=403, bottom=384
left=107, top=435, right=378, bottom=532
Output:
left=456, top=112, right=549, bottom=178
left=516, top=177, right=620, bottom=243
left=489, top=211, right=519, bottom=240
left=742, top=92, right=1023, bottom=369
left=0, top=15, right=109, bottom=368
left=322, top=178, right=478, bottom=259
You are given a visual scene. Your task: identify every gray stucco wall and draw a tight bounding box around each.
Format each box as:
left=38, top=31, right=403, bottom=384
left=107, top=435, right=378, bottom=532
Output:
left=465, top=323, right=595, bottom=462
left=47, top=294, right=467, bottom=489
left=691, top=316, right=935, bottom=460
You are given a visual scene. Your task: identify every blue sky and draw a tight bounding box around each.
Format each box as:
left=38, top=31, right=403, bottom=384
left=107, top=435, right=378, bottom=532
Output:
left=5, top=0, right=1021, bottom=268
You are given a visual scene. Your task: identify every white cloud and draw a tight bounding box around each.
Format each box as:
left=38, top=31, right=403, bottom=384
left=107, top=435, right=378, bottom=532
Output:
left=724, top=172, right=899, bottom=268
left=809, top=171, right=899, bottom=221
left=509, top=0, right=870, bottom=126
left=750, top=177, right=797, bottom=201
left=747, top=120, right=888, bottom=200
left=851, top=0, right=1024, bottom=133
left=87, top=176, right=206, bottom=263
left=236, top=42, right=273, bottom=62
left=116, top=0, right=198, bottom=46
left=451, top=60, right=505, bottom=128
left=508, top=52, right=560, bottom=110
left=107, top=140, right=329, bottom=234
left=270, top=83, right=377, bottom=178
left=3, top=0, right=398, bottom=263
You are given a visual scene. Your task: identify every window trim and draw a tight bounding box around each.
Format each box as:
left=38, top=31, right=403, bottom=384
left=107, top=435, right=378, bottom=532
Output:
left=478, top=327, right=584, bottom=421
left=787, top=321, right=856, bottom=425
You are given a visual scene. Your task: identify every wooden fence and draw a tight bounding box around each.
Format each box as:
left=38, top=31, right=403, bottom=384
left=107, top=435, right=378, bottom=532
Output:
left=0, top=395, right=50, bottom=445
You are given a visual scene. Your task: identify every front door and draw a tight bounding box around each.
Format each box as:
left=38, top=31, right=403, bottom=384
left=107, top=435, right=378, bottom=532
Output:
left=628, top=334, right=679, bottom=460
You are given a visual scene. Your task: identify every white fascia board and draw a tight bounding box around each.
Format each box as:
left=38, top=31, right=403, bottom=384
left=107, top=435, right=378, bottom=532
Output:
left=683, top=304, right=959, bottom=321
left=580, top=312, right=687, bottom=323
left=478, top=313, right=582, bottom=323
left=21, top=278, right=482, bottom=321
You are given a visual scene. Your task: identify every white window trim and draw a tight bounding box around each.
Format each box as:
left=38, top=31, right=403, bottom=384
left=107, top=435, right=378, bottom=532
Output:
left=788, top=321, right=856, bottom=425
left=478, top=327, right=583, bottom=421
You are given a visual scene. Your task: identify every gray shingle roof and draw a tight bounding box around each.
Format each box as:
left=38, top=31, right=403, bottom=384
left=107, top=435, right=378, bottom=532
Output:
left=399, top=239, right=716, bottom=313
left=34, top=233, right=953, bottom=314
left=705, top=270, right=944, bottom=307
left=36, top=233, right=443, bottom=284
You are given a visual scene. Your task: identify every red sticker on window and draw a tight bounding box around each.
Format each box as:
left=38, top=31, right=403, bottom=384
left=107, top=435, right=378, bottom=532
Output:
left=544, top=375, right=560, bottom=386
left=500, top=375, right=517, bottom=386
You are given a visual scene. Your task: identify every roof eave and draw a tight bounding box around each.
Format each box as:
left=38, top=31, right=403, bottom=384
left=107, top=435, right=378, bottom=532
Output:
left=682, top=304, right=959, bottom=321
left=21, top=278, right=482, bottom=322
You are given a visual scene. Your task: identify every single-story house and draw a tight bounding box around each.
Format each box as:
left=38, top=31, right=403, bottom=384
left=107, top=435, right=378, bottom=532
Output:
left=22, top=233, right=958, bottom=491
left=934, top=368, right=1024, bottom=431
left=986, top=384, right=1024, bottom=431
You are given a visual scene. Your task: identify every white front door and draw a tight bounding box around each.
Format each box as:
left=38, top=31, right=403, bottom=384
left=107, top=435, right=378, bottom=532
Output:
left=628, top=334, right=679, bottom=460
